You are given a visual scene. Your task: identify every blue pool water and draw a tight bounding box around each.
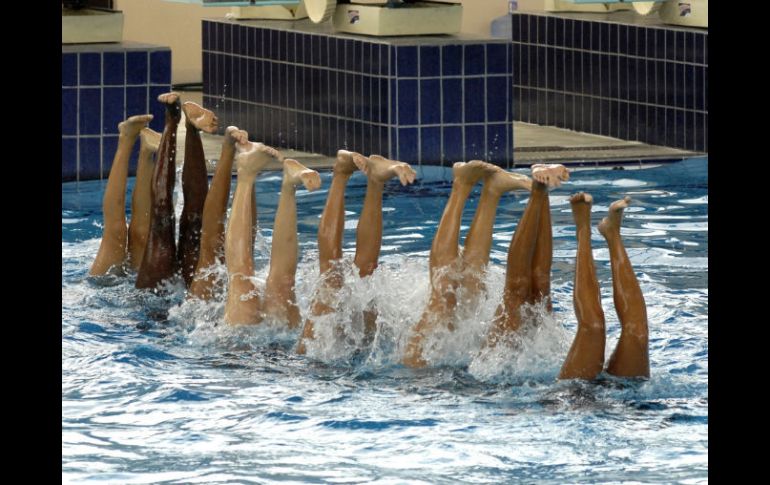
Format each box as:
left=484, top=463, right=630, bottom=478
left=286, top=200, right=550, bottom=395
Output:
left=62, top=157, right=707, bottom=483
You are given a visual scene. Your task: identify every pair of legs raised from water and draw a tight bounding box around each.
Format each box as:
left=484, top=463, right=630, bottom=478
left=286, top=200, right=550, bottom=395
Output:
left=221, top=141, right=324, bottom=325
left=559, top=193, right=650, bottom=379
left=295, top=150, right=417, bottom=354
left=136, top=92, right=219, bottom=290
left=188, top=126, right=252, bottom=301
left=89, top=113, right=157, bottom=276
left=401, top=161, right=552, bottom=367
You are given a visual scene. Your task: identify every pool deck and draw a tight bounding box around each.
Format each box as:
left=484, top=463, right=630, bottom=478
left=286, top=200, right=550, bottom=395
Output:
left=177, top=92, right=703, bottom=172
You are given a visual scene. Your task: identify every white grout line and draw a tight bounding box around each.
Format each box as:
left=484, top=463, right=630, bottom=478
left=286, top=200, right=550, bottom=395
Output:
left=416, top=47, right=421, bottom=166
left=483, top=45, right=488, bottom=162
left=100, top=52, right=104, bottom=180
left=76, top=53, right=80, bottom=183
left=461, top=46, right=465, bottom=163
left=439, top=46, right=444, bottom=165
left=202, top=49, right=511, bottom=80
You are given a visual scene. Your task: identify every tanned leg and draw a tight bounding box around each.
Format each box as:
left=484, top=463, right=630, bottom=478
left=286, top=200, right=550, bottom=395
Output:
left=485, top=164, right=569, bottom=347
left=252, top=173, right=258, bottom=250
left=188, top=127, right=248, bottom=300
left=136, top=93, right=181, bottom=290
left=223, top=142, right=282, bottom=325
left=601, top=196, right=650, bottom=378
left=262, top=159, right=321, bottom=328
left=351, top=154, right=417, bottom=277
left=350, top=154, right=417, bottom=344
left=402, top=161, right=495, bottom=368
left=558, top=193, right=606, bottom=380
left=177, top=102, right=218, bottom=287
left=90, top=114, right=153, bottom=276
left=529, top=183, right=554, bottom=311
left=297, top=150, right=360, bottom=355
left=127, top=127, right=160, bottom=271
left=460, top=166, right=532, bottom=302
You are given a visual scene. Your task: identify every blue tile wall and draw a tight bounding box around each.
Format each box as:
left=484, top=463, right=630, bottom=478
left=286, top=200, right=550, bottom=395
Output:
left=202, top=20, right=513, bottom=167
left=442, top=126, right=463, bottom=165
left=102, top=87, right=125, bottom=133
left=126, top=51, right=149, bottom=85
left=465, top=125, right=486, bottom=161
left=62, top=54, right=78, bottom=87
left=62, top=89, right=77, bottom=137
left=79, top=88, right=102, bottom=136
left=62, top=138, right=77, bottom=181
left=80, top=53, right=102, bottom=86
left=62, top=43, right=172, bottom=182
left=102, top=136, right=119, bottom=178
left=79, top=137, right=102, bottom=180
left=511, top=12, right=707, bottom=152
left=103, top=52, right=125, bottom=86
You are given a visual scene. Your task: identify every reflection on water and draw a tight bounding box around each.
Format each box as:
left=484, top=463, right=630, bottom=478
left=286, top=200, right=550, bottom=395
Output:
left=62, top=157, right=708, bottom=483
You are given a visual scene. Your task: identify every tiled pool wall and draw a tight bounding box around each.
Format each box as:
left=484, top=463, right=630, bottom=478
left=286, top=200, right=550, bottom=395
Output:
left=511, top=12, right=707, bottom=152
left=202, top=19, right=514, bottom=168
left=62, top=43, right=172, bottom=182
left=62, top=15, right=707, bottom=181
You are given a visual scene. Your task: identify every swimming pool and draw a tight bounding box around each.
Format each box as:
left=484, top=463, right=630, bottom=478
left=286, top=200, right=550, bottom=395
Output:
left=62, top=157, right=707, bottom=483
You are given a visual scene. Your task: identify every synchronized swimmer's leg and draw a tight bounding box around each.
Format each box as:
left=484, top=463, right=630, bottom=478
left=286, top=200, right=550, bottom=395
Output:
left=352, top=154, right=417, bottom=278
left=297, top=150, right=359, bottom=354
left=352, top=154, right=417, bottom=345
left=189, top=127, right=249, bottom=300
left=601, top=197, right=650, bottom=378
left=559, top=193, right=606, bottom=380
left=177, top=102, right=218, bottom=288
left=485, top=164, right=568, bottom=347
left=223, top=142, right=281, bottom=325
left=529, top=179, right=554, bottom=311
left=402, top=161, right=495, bottom=368
left=460, top=166, right=532, bottom=302
left=136, top=92, right=182, bottom=290
left=90, top=114, right=153, bottom=276
left=262, top=159, right=321, bottom=327
left=127, top=127, right=160, bottom=271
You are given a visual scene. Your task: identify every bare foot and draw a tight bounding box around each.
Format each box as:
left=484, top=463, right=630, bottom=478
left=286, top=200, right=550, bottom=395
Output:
left=532, top=164, right=570, bottom=188
left=598, top=196, right=631, bottom=237
left=334, top=150, right=360, bottom=176
left=570, top=192, right=593, bottom=225
left=183, top=102, right=219, bottom=133
left=236, top=142, right=283, bottom=177
left=354, top=154, right=417, bottom=186
left=157, top=92, right=180, bottom=105
left=139, top=127, right=161, bottom=153
left=283, top=159, right=321, bottom=191
left=484, top=166, right=533, bottom=195
left=118, top=114, right=153, bottom=137
left=224, top=126, right=249, bottom=146
left=452, top=160, right=497, bottom=187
